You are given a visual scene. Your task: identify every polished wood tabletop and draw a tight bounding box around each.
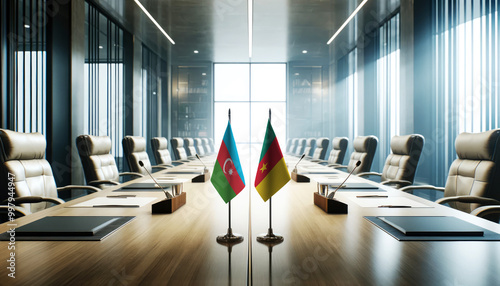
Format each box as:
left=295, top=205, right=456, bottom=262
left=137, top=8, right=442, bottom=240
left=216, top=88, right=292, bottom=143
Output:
left=1, top=155, right=500, bottom=285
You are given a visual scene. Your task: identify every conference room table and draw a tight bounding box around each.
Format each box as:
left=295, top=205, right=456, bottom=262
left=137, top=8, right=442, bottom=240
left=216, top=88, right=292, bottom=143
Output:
left=1, top=155, right=500, bottom=285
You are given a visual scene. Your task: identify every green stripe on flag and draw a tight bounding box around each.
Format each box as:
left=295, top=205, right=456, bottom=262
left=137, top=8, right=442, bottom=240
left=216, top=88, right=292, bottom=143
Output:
left=210, top=160, right=237, bottom=204
left=259, top=120, right=276, bottom=161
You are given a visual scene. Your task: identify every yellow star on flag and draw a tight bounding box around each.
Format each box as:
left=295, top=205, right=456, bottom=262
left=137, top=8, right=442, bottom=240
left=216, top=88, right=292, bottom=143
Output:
left=260, top=163, right=268, bottom=173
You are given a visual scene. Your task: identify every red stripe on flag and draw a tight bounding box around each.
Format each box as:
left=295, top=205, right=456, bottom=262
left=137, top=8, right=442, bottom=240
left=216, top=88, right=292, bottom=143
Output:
left=254, top=137, right=284, bottom=187
left=216, top=141, right=245, bottom=195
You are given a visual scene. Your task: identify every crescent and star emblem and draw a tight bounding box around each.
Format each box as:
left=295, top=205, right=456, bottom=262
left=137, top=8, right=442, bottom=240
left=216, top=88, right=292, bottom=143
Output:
left=223, top=158, right=234, bottom=175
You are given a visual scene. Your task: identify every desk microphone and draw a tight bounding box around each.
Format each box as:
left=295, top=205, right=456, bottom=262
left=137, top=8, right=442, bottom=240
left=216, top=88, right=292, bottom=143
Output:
left=139, top=160, right=173, bottom=199
left=327, top=160, right=361, bottom=199
left=293, top=154, right=306, bottom=173
left=195, top=154, right=208, bottom=171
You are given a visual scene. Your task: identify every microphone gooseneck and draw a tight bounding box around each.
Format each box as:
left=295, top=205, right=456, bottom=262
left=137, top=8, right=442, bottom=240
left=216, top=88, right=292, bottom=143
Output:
left=195, top=154, right=208, bottom=171
left=327, top=160, right=361, bottom=199
left=139, top=160, right=173, bottom=199
left=293, top=154, right=306, bottom=172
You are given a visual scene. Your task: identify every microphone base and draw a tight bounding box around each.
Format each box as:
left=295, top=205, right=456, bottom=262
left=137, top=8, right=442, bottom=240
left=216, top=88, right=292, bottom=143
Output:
left=152, top=192, right=186, bottom=214
left=291, top=170, right=310, bottom=183
left=314, top=192, right=348, bottom=214
left=192, top=169, right=210, bottom=183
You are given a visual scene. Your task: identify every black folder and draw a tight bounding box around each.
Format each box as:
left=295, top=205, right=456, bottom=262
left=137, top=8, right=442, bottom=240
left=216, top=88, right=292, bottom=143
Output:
left=378, top=216, right=484, bottom=236
left=15, top=216, right=118, bottom=236
left=0, top=216, right=135, bottom=241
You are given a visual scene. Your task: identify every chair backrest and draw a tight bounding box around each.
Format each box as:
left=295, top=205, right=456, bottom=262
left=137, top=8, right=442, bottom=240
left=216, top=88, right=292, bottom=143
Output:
left=303, top=138, right=316, bottom=157
left=0, top=129, right=58, bottom=214
left=208, top=138, right=215, bottom=153
left=184, top=138, right=197, bottom=157
left=122, top=136, right=152, bottom=175
left=201, top=138, right=210, bottom=155
left=328, top=137, right=348, bottom=165
left=295, top=138, right=306, bottom=156
left=312, top=138, right=330, bottom=160
left=381, top=134, right=425, bottom=184
left=170, top=137, right=188, bottom=160
left=76, top=135, right=120, bottom=184
left=444, top=129, right=500, bottom=213
left=286, top=139, right=292, bottom=153
left=289, top=138, right=298, bottom=154
left=347, top=136, right=378, bottom=174
left=151, top=137, right=173, bottom=165
left=194, top=138, right=205, bottom=156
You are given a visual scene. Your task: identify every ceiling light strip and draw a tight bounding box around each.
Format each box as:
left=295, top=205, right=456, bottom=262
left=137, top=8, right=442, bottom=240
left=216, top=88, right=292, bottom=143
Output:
left=326, top=0, right=368, bottom=45
left=248, top=0, right=253, bottom=58
left=134, top=0, right=175, bottom=45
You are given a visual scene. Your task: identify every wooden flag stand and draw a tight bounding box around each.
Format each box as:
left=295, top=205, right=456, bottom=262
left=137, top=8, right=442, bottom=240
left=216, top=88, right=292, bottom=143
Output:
left=217, top=109, right=244, bottom=243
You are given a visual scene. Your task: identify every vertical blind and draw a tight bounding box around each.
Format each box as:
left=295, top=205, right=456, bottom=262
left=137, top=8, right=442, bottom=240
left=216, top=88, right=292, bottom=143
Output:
left=84, top=1, right=125, bottom=166
left=7, top=0, right=46, bottom=133
left=377, top=13, right=400, bottom=167
left=336, top=48, right=358, bottom=154
left=434, top=0, right=499, bottom=184
left=142, top=45, right=167, bottom=157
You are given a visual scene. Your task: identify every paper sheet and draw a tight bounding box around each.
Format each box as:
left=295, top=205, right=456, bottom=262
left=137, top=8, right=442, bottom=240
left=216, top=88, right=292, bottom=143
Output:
left=69, top=197, right=157, bottom=208
left=346, top=195, right=432, bottom=208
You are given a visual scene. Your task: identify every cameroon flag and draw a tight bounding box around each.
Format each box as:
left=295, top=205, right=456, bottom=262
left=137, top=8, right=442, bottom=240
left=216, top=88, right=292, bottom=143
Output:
left=211, top=121, right=246, bottom=203
left=254, top=119, right=290, bottom=202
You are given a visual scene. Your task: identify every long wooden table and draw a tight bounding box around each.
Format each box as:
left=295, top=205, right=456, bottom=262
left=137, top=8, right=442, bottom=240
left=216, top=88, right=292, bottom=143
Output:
left=1, top=156, right=500, bottom=285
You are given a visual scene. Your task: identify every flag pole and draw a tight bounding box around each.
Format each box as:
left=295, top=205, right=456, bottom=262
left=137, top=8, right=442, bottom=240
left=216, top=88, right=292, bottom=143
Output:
left=257, top=109, right=284, bottom=244
left=217, top=108, right=244, bottom=244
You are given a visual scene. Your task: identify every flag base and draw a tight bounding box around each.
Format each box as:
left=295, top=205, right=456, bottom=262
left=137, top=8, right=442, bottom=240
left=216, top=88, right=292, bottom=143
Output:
left=256, top=228, right=284, bottom=244
left=216, top=228, right=244, bottom=244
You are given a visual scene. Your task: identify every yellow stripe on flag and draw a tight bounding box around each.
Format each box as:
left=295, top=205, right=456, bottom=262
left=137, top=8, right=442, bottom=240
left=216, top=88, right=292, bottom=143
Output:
left=255, top=157, right=290, bottom=202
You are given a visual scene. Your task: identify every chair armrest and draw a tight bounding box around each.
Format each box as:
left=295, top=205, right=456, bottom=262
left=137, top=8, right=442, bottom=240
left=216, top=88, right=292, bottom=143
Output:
left=357, top=172, right=382, bottom=178
left=0, top=205, right=29, bottom=217
left=158, top=164, right=175, bottom=168
left=88, top=179, right=120, bottom=188
left=471, top=205, right=500, bottom=218
left=331, top=165, right=347, bottom=169
left=380, top=179, right=413, bottom=188
left=57, top=185, right=101, bottom=193
left=4, top=196, right=65, bottom=205
left=119, top=172, right=144, bottom=178
left=152, top=165, right=170, bottom=171
left=436, top=196, right=500, bottom=206
left=399, top=185, right=445, bottom=193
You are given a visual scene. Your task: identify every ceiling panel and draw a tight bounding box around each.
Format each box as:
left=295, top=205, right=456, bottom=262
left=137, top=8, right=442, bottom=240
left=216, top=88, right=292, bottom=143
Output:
left=92, top=0, right=400, bottom=63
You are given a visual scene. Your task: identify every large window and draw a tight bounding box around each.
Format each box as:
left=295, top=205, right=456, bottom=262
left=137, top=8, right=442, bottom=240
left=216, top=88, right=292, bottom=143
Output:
left=214, top=63, right=287, bottom=178
left=142, top=45, right=167, bottom=159
left=377, top=13, right=400, bottom=166
left=84, top=2, right=125, bottom=167
left=434, top=0, right=499, bottom=184
left=336, top=48, right=358, bottom=153
left=6, top=0, right=47, bottom=133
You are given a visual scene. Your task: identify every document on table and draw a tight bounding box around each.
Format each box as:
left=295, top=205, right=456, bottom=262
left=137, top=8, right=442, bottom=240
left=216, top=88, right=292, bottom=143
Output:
left=347, top=195, right=432, bottom=208
left=69, top=197, right=157, bottom=208
left=141, top=178, right=189, bottom=184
